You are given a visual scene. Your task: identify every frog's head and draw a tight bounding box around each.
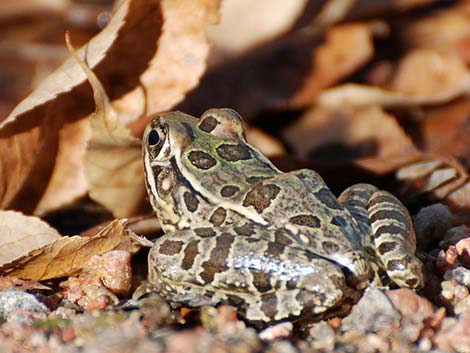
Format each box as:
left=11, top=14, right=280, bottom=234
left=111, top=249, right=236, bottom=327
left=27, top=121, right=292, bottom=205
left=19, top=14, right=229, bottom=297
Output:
left=142, top=109, right=246, bottom=167
left=142, top=109, right=279, bottom=228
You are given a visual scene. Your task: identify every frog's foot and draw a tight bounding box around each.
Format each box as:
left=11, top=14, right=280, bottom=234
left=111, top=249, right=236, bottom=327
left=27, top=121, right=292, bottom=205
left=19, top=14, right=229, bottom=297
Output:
left=340, top=184, right=424, bottom=290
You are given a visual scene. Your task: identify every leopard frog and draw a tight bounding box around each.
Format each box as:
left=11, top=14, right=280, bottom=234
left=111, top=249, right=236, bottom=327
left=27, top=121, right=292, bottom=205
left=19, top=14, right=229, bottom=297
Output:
left=142, top=109, right=424, bottom=324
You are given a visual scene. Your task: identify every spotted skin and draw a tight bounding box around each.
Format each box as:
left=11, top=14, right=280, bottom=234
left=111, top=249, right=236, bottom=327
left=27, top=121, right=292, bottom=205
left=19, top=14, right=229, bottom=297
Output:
left=142, top=109, right=424, bottom=324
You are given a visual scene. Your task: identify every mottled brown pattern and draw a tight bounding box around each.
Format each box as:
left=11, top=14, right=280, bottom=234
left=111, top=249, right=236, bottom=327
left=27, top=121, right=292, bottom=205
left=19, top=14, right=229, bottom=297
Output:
left=243, top=184, right=281, bottom=213
left=200, top=235, right=234, bottom=283
left=290, top=214, right=321, bottom=228
left=198, top=115, right=219, bottom=132
left=330, top=215, right=347, bottom=227
left=220, top=185, right=240, bottom=197
left=160, top=240, right=184, bottom=255
left=266, top=242, right=284, bottom=260
left=370, top=209, right=405, bottom=224
left=188, top=150, right=217, bottom=169
left=194, top=227, right=216, bottom=237
left=234, top=226, right=256, bottom=236
left=183, top=191, right=199, bottom=212
left=260, top=293, right=278, bottom=319
left=313, top=188, right=343, bottom=210
left=157, top=168, right=176, bottom=196
left=181, top=240, right=200, bottom=270
left=274, top=230, right=293, bottom=245
left=252, top=271, right=273, bottom=292
left=386, top=259, right=407, bottom=272
left=322, top=241, right=340, bottom=254
left=246, top=176, right=269, bottom=184
left=216, top=143, right=251, bottom=162
left=377, top=241, right=397, bottom=254
left=209, top=207, right=227, bottom=226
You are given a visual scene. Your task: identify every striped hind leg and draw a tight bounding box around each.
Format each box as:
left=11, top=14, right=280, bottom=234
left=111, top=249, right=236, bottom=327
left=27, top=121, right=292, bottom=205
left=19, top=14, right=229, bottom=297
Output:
left=339, top=184, right=424, bottom=290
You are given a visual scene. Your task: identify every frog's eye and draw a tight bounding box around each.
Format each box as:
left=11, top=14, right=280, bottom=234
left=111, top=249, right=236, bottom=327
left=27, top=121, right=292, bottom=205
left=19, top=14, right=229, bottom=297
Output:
left=148, top=129, right=161, bottom=146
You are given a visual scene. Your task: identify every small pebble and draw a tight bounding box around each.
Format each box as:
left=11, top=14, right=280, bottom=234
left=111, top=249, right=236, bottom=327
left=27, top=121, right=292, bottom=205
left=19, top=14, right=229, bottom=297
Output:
left=0, top=289, right=49, bottom=321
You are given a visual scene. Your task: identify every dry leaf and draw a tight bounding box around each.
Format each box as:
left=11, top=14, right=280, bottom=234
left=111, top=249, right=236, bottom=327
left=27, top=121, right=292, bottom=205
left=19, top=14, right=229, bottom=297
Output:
left=292, top=23, right=376, bottom=106
left=179, top=22, right=375, bottom=119
left=0, top=210, right=60, bottom=265
left=398, top=2, right=470, bottom=63
left=206, top=0, right=307, bottom=55
left=391, top=49, right=470, bottom=102
left=283, top=105, right=417, bottom=161
left=0, top=218, right=139, bottom=281
left=0, top=0, right=220, bottom=216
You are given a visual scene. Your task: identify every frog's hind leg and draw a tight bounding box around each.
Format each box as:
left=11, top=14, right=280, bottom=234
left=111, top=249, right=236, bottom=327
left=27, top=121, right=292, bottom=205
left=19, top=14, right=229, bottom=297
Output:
left=339, top=184, right=424, bottom=290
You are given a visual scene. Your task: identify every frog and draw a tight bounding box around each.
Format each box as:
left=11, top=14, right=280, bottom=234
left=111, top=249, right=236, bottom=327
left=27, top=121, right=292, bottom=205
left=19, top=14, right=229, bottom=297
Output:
left=142, top=108, right=424, bottom=324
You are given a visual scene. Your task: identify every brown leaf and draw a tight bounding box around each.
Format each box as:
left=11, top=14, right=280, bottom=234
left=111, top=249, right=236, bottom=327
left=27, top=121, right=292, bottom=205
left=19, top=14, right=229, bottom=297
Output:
left=0, top=210, right=60, bottom=265
left=398, top=2, right=470, bottom=63
left=0, top=218, right=140, bottom=281
left=390, top=49, right=470, bottom=103
left=283, top=105, right=417, bottom=162
left=0, top=0, right=220, bottom=216
left=206, top=0, right=307, bottom=56
left=292, top=23, right=375, bottom=106
left=179, top=22, right=374, bottom=119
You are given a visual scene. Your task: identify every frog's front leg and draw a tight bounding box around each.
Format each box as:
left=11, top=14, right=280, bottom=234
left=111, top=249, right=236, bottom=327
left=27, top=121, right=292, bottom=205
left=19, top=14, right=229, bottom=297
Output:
left=338, top=184, right=424, bottom=289
left=148, top=227, right=356, bottom=323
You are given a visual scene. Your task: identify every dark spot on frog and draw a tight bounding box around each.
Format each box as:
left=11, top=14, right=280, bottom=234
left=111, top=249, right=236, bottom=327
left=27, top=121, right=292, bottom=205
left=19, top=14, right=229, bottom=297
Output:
left=375, top=224, right=407, bottom=238
left=286, top=279, right=297, bottom=290
left=181, top=240, right=200, bottom=270
left=252, top=271, right=273, bottom=293
left=220, top=185, right=239, bottom=197
left=216, top=143, right=251, bottom=162
left=200, top=235, right=234, bottom=283
left=243, top=184, right=281, bottom=213
left=234, top=226, right=255, bottom=236
left=151, top=165, right=163, bottom=178
left=369, top=192, right=397, bottom=207
left=313, top=188, right=343, bottom=210
left=265, top=242, right=284, bottom=260
left=188, top=150, right=217, bottom=170
left=290, top=214, right=321, bottom=228
left=322, top=241, right=339, bottom=253
left=246, top=176, right=269, bottom=184
left=261, top=292, right=278, bottom=319
left=195, top=227, right=216, bottom=238
left=159, top=240, right=184, bottom=256
left=377, top=241, right=397, bottom=254
left=405, top=278, right=419, bottom=288
left=209, top=207, right=227, bottom=226
left=226, top=294, right=245, bottom=306
left=274, top=230, right=293, bottom=245
left=183, top=191, right=199, bottom=212
left=198, top=115, right=219, bottom=133
left=386, top=259, right=407, bottom=272
left=331, top=215, right=347, bottom=227
left=157, top=169, right=176, bottom=196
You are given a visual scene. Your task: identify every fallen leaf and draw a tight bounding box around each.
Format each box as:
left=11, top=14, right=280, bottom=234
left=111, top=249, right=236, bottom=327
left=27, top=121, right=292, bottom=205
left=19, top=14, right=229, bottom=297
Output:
left=390, top=49, right=470, bottom=103
left=206, top=0, right=307, bottom=56
left=283, top=105, right=417, bottom=161
left=179, top=22, right=375, bottom=119
left=0, top=218, right=140, bottom=281
left=398, top=1, right=470, bottom=63
left=0, top=210, right=61, bottom=265
left=0, top=0, right=220, bottom=216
